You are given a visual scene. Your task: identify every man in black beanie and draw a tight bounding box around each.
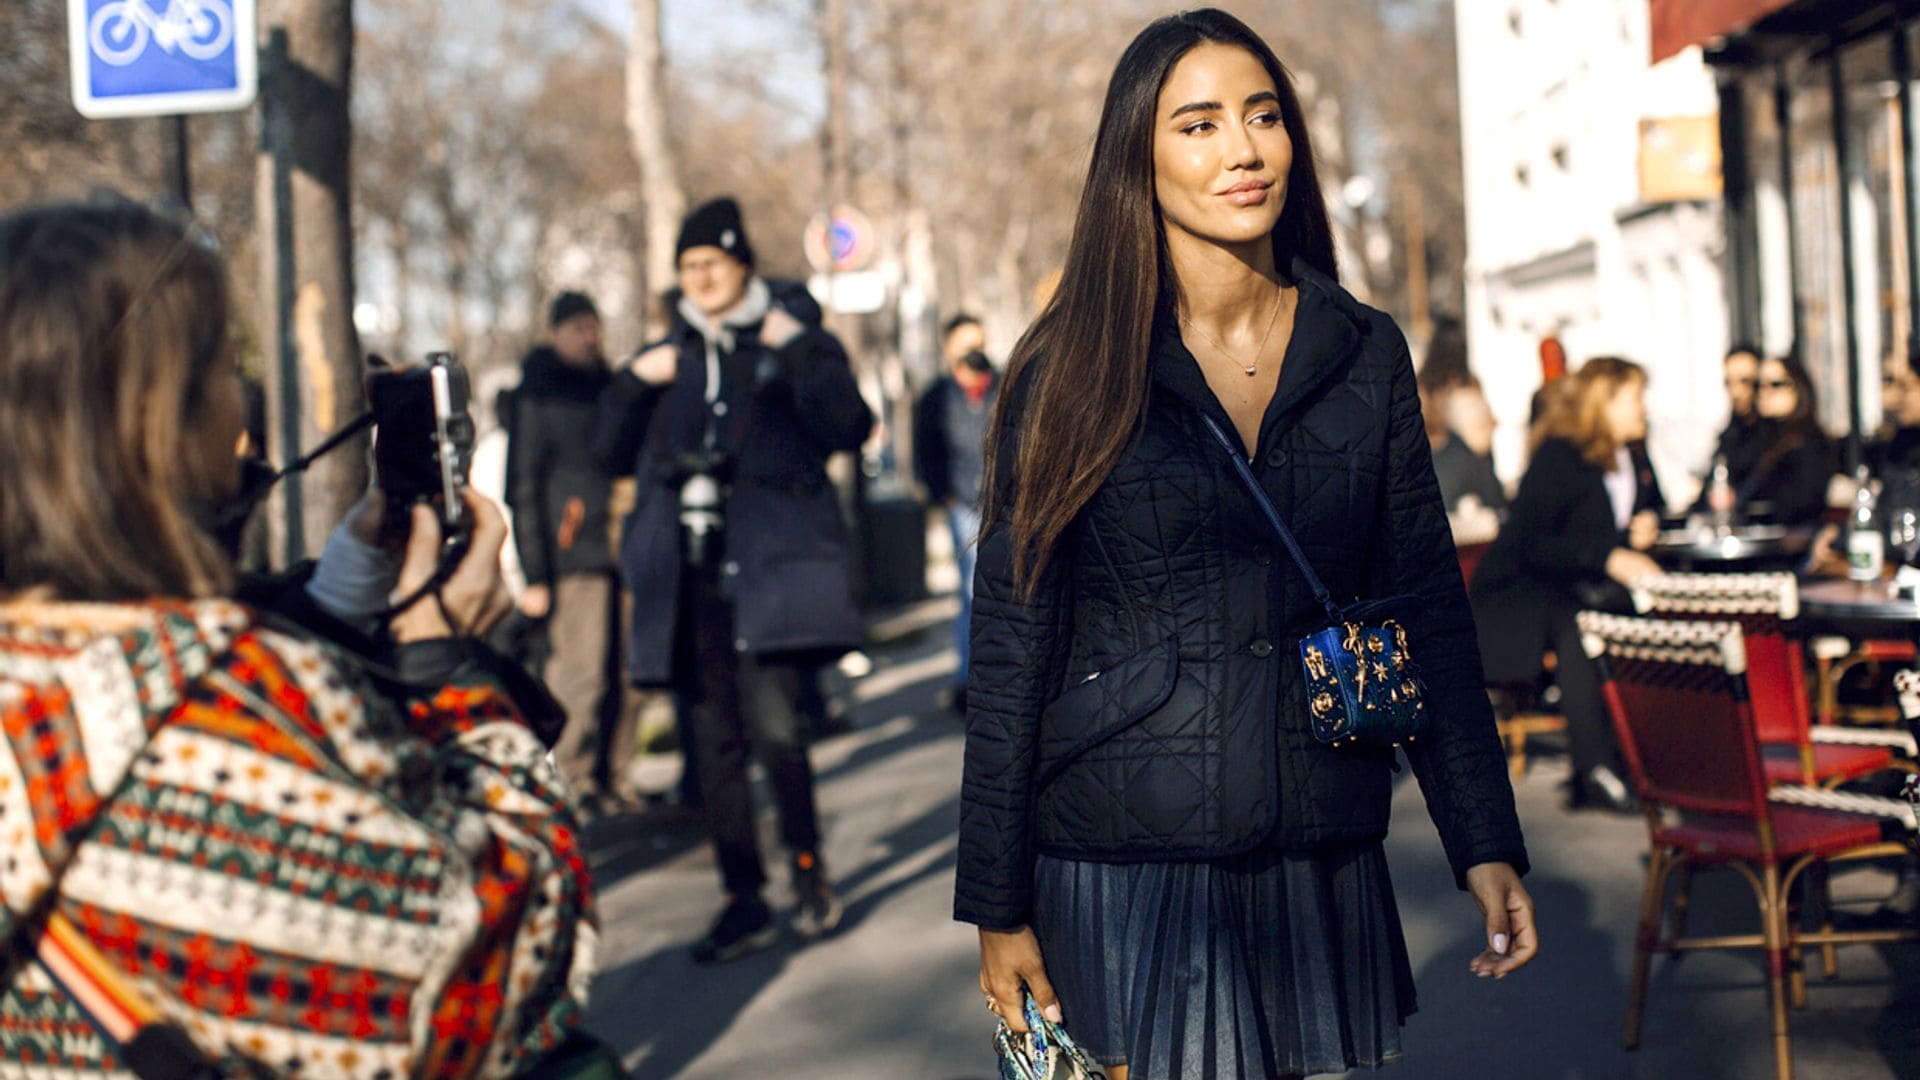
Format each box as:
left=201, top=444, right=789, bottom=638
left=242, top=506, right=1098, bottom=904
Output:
left=594, top=197, right=870, bottom=962
left=507, top=290, right=635, bottom=813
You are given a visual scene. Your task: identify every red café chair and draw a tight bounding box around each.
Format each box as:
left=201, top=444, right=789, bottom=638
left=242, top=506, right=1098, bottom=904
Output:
left=1578, top=613, right=1919, bottom=1080
left=1631, top=573, right=1916, bottom=788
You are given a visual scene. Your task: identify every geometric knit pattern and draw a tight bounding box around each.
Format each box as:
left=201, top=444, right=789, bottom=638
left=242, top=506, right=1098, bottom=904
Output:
left=0, top=599, right=595, bottom=1078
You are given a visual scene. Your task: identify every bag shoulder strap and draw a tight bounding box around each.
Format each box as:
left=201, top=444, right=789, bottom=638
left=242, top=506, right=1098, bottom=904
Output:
left=1198, top=413, right=1342, bottom=624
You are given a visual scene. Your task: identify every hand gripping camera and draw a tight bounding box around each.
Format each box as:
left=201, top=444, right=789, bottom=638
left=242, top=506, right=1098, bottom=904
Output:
left=365, top=352, right=476, bottom=540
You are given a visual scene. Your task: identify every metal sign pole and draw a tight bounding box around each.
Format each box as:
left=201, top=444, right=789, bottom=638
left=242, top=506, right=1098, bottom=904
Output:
left=168, top=114, right=191, bottom=209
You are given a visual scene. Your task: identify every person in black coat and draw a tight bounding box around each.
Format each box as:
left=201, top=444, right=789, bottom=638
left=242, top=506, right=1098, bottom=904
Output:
left=913, top=313, right=1000, bottom=712
left=957, top=14, right=1533, bottom=1078
left=594, top=197, right=871, bottom=963
left=1741, top=352, right=1834, bottom=526
left=505, top=291, right=632, bottom=809
left=1696, top=345, right=1765, bottom=507
left=1470, top=357, right=1664, bottom=811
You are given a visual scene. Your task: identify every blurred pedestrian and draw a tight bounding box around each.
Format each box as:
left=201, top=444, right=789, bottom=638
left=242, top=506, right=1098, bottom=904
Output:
left=508, top=291, right=636, bottom=812
left=1418, top=316, right=1504, bottom=515
left=1743, top=351, right=1834, bottom=526
left=1870, top=346, right=1920, bottom=473
left=915, top=312, right=1000, bottom=714
left=596, top=197, right=871, bottom=962
left=1470, top=356, right=1663, bottom=812
left=957, top=14, right=1534, bottom=1079
left=0, top=197, right=598, bottom=1077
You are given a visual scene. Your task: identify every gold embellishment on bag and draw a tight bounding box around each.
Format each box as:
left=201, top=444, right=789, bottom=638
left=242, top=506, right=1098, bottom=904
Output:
left=1366, top=635, right=1385, bottom=655
left=1393, top=622, right=1410, bottom=654
left=1311, top=691, right=1335, bottom=718
left=1304, top=645, right=1329, bottom=681
left=1343, top=623, right=1363, bottom=656
left=1370, top=660, right=1388, bottom=683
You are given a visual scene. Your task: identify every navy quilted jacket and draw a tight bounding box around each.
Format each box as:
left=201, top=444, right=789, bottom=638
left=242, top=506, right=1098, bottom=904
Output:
left=954, top=261, right=1529, bottom=930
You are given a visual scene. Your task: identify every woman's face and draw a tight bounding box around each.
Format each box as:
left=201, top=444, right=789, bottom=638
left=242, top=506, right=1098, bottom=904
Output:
left=1152, top=43, right=1292, bottom=254
left=678, top=246, right=751, bottom=318
left=1885, top=359, right=1920, bottom=427
left=1603, top=376, right=1648, bottom=444
left=1756, top=357, right=1799, bottom=421
left=181, top=343, right=246, bottom=501
left=1723, top=350, right=1758, bottom=417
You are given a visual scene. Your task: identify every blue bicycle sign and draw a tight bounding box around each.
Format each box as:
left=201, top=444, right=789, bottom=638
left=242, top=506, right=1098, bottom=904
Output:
left=68, top=0, right=256, bottom=119
left=90, top=0, right=235, bottom=66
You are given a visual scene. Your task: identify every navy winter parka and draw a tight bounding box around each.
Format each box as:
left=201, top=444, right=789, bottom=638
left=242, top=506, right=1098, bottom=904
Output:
left=953, top=260, right=1528, bottom=931
left=592, top=280, right=872, bottom=685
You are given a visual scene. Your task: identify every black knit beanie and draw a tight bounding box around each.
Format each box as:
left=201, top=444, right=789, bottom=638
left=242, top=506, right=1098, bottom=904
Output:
left=548, top=290, right=598, bottom=327
left=676, top=197, right=754, bottom=269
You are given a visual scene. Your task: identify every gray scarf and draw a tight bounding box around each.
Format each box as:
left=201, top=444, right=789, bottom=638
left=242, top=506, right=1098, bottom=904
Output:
left=678, top=277, right=773, bottom=405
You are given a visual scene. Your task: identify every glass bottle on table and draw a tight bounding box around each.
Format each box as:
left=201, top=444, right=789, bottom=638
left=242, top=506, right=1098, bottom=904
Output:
left=1705, top=453, right=1734, bottom=538
left=1847, top=464, right=1884, bottom=582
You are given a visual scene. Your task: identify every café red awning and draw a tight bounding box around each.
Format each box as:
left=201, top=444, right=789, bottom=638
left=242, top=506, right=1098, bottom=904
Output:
left=1649, top=0, right=1797, bottom=63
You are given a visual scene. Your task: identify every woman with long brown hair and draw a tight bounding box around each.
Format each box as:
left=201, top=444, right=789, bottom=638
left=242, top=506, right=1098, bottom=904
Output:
left=1470, top=356, right=1665, bottom=812
left=1742, top=351, right=1834, bottom=526
left=954, top=11, right=1534, bottom=1078
left=0, top=198, right=597, bottom=1077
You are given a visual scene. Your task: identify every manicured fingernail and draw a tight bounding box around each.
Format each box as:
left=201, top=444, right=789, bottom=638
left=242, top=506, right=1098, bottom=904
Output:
left=1493, top=933, right=1509, bottom=954
left=1044, top=1004, right=1063, bottom=1023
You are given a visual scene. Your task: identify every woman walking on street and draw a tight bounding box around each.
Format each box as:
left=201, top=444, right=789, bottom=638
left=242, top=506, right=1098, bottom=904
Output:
left=954, top=11, right=1536, bottom=1079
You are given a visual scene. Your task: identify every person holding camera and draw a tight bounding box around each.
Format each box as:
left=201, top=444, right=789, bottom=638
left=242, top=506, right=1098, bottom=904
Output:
left=595, top=197, right=871, bottom=963
left=913, top=312, right=1000, bottom=714
left=507, top=290, right=634, bottom=813
left=0, top=199, right=597, bottom=1077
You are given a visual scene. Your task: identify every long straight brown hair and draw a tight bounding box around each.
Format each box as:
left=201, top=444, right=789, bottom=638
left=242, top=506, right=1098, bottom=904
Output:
left=980, top=8, right=1338, bottom=598
left=0, top=199, right=236, bottom=601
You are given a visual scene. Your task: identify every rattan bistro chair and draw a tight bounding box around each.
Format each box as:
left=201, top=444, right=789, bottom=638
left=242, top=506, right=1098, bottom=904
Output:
left=1579, top=613, right=1919, bottom=1080
left=1631, top=573, right=1915, bottom=787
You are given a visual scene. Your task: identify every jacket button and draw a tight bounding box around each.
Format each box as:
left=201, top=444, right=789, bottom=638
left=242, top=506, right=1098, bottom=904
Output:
left=714, top=401, right=730, bottom=416
left=1266, top=448, right=1288, bottom=468
left=1249, top=638, right=1274, bottom=658
left=723, top=561, right=741, bottom=576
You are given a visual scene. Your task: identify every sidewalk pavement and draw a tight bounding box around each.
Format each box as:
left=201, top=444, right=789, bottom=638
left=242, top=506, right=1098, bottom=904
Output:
left=578, top=600, right=1920, bottom=1079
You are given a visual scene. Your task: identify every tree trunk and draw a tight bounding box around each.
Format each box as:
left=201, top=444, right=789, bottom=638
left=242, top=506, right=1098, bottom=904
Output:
left=256, top=1, right=364, bottom=565
left=626, top=0, right=684, bottom=301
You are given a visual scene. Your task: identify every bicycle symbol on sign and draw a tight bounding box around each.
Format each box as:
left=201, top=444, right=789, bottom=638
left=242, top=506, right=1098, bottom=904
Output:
left=88, top=0, right=235, bottom=67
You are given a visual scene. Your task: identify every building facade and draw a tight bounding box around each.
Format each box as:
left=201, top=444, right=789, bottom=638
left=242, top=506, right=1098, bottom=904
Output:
left=1457, top=0, right=1730, bottom=496
left=1660, top=0, right=1920, bottom=461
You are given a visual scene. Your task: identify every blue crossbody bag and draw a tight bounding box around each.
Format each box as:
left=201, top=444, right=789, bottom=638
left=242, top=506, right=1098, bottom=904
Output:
left=1200, top=414, right=1430, bottom=750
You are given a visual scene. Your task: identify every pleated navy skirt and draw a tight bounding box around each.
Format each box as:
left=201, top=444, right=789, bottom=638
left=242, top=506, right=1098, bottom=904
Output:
left=1030, top=842, right=1416, bottom=1080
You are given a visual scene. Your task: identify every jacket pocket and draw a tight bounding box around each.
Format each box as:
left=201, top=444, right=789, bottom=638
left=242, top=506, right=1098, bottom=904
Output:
left=1034, top=636, right=1179, bottom=792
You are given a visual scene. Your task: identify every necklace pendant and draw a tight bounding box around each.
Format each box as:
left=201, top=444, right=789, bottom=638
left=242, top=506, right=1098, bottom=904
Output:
left=1242, top=364, right=1257, bottom=377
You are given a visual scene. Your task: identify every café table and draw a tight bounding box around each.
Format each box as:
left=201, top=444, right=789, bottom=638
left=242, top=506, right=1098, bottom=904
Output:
left=1653, top=523, right=1814, bottom=572
left=1796, top=578, right=1920, bottom=640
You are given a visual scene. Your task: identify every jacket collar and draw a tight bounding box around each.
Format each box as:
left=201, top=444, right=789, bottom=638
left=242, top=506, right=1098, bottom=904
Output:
left=1150, top=256, right=1364, bottom=455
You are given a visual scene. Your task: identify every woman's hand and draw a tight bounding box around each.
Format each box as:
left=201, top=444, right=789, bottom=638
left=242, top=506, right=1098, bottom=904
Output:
left=388, top=492, right=513, bottom=644
left=1605, top=547, right=1662, bottom=587
left=760, top=307, right=805, bottom=350
left=1627, top=509, right=1660, bottom=552
left=1465, top=862, right=1538, bottom=979
left=628, top=343, right=678, bottom=386
left=978, top=925, right=1061, bottom=1035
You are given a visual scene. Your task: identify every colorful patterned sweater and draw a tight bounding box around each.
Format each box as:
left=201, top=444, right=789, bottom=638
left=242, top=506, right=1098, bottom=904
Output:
left=0, top=599, right=595, bottom=1077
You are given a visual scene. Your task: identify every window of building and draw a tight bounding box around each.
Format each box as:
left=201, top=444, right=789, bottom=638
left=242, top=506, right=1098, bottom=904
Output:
left=1788, top=56, right=1848, bottom=435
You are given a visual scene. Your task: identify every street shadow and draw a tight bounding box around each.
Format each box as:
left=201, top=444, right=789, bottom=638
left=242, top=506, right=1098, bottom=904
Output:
left=583, top=805, right=710, bottom=891
left=1870, top=932, right=1920, bottom=1077
left=1406, top=876, right=1631, bottom=1079
left=829, top=791, right=962, bottom=937
left=584, top=924, right=795, bottom=1079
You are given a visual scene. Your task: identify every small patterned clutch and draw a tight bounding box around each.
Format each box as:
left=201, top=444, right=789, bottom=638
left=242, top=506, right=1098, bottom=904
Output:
left=994, top=993, right=1107, bottom=1080
left=1197, top=413, right=1430, bottom=752
left=1301, top=616, right=1428, bottom=749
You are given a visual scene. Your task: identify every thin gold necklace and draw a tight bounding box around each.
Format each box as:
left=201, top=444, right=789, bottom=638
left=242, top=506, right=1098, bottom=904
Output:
left=1183, top=282, right=1285, bottom=377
